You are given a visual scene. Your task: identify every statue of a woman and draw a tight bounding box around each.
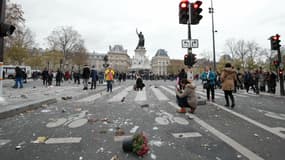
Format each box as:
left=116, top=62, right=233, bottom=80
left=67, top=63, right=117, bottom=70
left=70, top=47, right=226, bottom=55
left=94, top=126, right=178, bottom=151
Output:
left=136, top=28, right=145, bottom=49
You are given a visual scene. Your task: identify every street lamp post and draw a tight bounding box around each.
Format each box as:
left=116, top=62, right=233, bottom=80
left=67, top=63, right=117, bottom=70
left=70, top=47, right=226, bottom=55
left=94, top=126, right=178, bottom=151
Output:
left=209, top=0, right=217, bottom=71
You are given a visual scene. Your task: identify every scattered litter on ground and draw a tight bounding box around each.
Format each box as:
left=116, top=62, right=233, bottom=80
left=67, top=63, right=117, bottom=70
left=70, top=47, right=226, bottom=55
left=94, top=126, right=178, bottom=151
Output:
left=110, top=155, right=119, bottom=160
left=75, top=108, right=82, bottom=112
left=31, top=136, right=48, bottom=143
left=130, top=126, right=139, bottom=133
left=115, top=128, right=125, bottom=136
left=96, top=147, right=104, bottom=153
left=79, top=156, right=83, bottom=160
left=41, top=109, right=51, bottom=113
left=15, top=141, right=26, bottom=150
left=149, top=140, right=164, bottom=147
left=62, top=108, right=66, bottom=113
left=101, top=118, right=112, bottom=123
left=237, top=155, right=242, bottom=158
left=20, top=94, right=28, bottom=99
left=153, top=127, right=158, bottom=130
left=151, top=153, right=157, bottom=159
left=121, top=97, right=125, bottom=102
left=88, top=117, right=98, bottom=123
left=216, top=157, right=222, bottom=160
left=254, top=133, right=259, bottom=137
left=100, top=130, right=107, bottom=134
left=62, top=96, right=72, bottom=100
left=41, top=104, right=48, bottom=108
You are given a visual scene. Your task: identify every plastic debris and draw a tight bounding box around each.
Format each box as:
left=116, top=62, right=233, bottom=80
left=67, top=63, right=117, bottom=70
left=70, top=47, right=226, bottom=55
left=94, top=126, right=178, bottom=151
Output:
left=237, top=155, right=242, bottom=158
left=88, top=117, right=98, bottom=123
left=21, top=94, right=28, bottom=99
left=151, top=153, right=157, bottom=159
left=62, top=109, right=66, bottom=113
left=130, top=126, right=139, bottom=133
left=41, top=109, right=51, bottom=113
left=153, top=127, right=159, bottom=130
left=216, top=157, right=222, bottom=160
left=96, top=147, right=104, bottom=153
left=32, top=136, right=48, bottom=143
left=121, top=97, right=125, bottom=102
left=15, top=145, right=22, bottom=150
left=110, top=155, right=119, bottom=160
left=62, top=96, right=72, bottom=100
left=75, top=108, right=82, bottom=112
left=254, top=133, right=259, bottom=137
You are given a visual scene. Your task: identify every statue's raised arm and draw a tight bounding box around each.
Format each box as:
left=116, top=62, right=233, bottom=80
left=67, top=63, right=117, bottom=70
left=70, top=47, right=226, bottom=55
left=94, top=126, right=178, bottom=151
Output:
left=136, top=28, right=145, bottom=49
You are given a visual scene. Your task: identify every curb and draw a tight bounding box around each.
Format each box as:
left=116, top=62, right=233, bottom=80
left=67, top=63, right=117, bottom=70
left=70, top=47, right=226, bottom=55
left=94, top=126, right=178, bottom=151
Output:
left=0, top=97, right=57, bottom=119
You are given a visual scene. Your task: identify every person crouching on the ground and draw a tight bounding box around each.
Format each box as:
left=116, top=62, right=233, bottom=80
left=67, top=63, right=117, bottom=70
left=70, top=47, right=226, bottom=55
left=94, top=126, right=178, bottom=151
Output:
left=176, top=79, right=197, bottom=113
left=221, top=63, right=237, bottom=108
left=135, top=74, right=145, bottom=91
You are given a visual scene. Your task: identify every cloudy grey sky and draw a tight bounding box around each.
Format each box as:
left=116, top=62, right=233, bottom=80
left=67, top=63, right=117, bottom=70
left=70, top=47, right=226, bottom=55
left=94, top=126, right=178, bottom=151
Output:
left=13, top=0, right=285, bottom=59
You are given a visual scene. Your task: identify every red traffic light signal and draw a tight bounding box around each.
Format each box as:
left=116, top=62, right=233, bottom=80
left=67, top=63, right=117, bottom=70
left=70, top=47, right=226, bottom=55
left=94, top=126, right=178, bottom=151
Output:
left=279, top=68, right=284, bottom=76
left=270, top=34, right=281, bottom=50
left=179, top=0, right=189, bottom=24
left=184, top=54, right=189, bottom=65
left=191, top=1, right=203, bottom=25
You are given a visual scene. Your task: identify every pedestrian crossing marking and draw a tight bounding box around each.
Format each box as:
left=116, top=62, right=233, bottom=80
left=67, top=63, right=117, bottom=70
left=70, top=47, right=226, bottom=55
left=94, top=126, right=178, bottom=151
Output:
left=151, top=86, right=169, bottom=101
left=108, top=86, right=133, bottom=102
left=172, top=132, right=202, bottom=138
left=77, top=86, right=121, bottom=102
left=0, top=139, right=10, bottom=148
left=135, top=88, right=147, bottom=101
left=160, top=86, right=176, bottom=96
left=45, top=137, right=82, bottom=144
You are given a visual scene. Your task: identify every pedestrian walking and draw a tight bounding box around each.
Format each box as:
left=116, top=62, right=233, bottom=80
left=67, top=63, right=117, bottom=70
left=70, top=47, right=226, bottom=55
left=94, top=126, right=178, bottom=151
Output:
left=200, top=66, right=216, bottom=102
left=42, top=68, right=49, bottom=86
left=82, top=65, right=91, bottom=90
left=55, top=69, right=63, bottom=86
left=90, top=65, right=98, bottom=90
left=221, top=63, right=237, bottom=108
left=176, top=79, right=197, bottom=114
left=13, top=66, right=23, bottom=88
left=105, top=66, right=115, bottom=92
left=268, top=71, right=277, bottom=94
left=134, top=74, right=145, bottom=91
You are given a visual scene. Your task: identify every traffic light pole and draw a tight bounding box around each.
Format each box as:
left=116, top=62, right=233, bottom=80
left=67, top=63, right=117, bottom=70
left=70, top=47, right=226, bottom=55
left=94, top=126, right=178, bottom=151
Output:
left=187, top=2, right=192, bottom=69
left=0, top=0, right=6, bottom=99
left=277, top=48, right=285, bottom=96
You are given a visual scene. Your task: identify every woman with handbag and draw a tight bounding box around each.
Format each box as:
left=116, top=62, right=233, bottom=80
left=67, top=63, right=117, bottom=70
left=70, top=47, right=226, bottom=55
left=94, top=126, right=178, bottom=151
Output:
left=200, top=66, right=216, bottom=102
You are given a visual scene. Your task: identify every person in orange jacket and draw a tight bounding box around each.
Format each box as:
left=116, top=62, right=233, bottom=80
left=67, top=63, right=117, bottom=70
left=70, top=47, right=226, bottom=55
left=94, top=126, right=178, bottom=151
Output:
left=105, top=66, right=115, bottom=92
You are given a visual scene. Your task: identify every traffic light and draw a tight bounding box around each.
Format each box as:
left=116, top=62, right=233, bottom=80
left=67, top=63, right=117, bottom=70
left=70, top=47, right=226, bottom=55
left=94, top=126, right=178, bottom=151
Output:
left=270, top=34, right=281, bottom=50
left=191, top=1, right=203, bottom=25
left=273, top=60, right=279, bottom=68
left=189, top=53, right=197, bottom=66
left=184, top=54, right=189, bottom=65
left=0, top=23, right=15, bottom=37
left=279, top=68, right=284, bottom=76
left=179, top=0, right=189, bottom=24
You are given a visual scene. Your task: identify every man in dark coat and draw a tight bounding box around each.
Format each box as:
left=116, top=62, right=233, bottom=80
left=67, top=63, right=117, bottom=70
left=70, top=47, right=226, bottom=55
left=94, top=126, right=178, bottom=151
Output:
left=82, top=65, right=90, bottom=90
left=90, top=65, right=98, bottom=89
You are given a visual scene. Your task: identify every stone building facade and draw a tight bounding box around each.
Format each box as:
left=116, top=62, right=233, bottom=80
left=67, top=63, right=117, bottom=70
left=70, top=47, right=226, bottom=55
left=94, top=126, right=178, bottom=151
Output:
left=107, top=45, right=131, bottom=73
left=151, top=49, right=170, bottom=76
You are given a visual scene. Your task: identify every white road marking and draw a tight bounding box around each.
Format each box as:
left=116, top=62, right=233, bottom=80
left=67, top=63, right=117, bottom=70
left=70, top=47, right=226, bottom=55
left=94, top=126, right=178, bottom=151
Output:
left=77, top=86, right=121, bottom=102
left=0, top=139, right=10, bottom=147
left=172, top=132, right=202, bottom=138
left=108, top=86, right=133, bottom=102
left=114, top=135, right=133, bottom=142
left=210, top=102, right=285, bottom=139
left=45, top=137, right=82, bottom=144
left=135, top=88, right=147, bottom=101
left=168, top=102, right=265, bottom=160
left=195, top=90, right=223, bottom=99
left=160, top=86, right=176, bottom=96
left=151, top=86, right=169, bottom=101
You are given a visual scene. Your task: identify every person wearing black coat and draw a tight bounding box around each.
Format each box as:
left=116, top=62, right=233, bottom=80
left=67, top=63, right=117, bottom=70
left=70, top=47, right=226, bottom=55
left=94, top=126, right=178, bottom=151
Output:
left=82, top=65, right=91, bottom=90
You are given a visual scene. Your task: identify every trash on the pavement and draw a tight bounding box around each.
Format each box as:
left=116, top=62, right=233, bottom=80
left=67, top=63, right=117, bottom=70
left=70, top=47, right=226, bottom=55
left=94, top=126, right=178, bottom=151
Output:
left=153, top=127, right=158, bottom=130
left=237, top=154, right=242, bottom=158
left=33, top=86, right=36, bottom=88
left=100, top=130, right=107, bottom=134
left=31, top=136, right=48, bottom=143
left=88, top=117, right=98, bottom=123
left=149, top=140, right=164, bottom=147
left=115, top=128, right=125, bottom=136
left=41, top=109, right=51, bottom=113
left=96, top=147, right=104, bottom=153
left=21, top=94, right=28, bottom=99
left=121, top=97, right=125, bottom=102
left=75, top=108, right=82, bottom=112
left=110, top=155, right=119, bottom=160
left=151, top=153, right=157, bottom=159
left=130, top=126, right=139, bottom=133
left=101, top=118, right=111, bottom=123
left=254, top=133, right=259, bottom=137
left=79, top=156, right=83, bottom=160
left=41, top=104, right=48, bottom=108
left=62, top=109, right=66, bottom=113
left=62, top=96, right=72, bottom=100
left=15, top=145, right=22, bottom=150
left=216, top=157, right=222, bottom=160
left=141, top=104, right=149, bottom=108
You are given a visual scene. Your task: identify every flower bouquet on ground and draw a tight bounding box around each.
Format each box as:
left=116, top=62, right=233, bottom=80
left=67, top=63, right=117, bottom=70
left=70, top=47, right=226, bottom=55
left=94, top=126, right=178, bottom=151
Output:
left=122, top=132, right=149, bottom=157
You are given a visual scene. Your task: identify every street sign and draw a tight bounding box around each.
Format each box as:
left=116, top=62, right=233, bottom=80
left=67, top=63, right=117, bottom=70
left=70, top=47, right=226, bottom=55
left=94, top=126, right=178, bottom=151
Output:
left=181, top=39, right=199, bottom=48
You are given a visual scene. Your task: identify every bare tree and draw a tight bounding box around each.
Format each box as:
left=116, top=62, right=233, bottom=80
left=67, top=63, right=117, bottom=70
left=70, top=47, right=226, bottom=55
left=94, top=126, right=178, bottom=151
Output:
left=235, top=40, right=248, bottom=70
left=246, top=40, right=260, bottom=69
left=224, top=39, right=236, bottom=59
left=46, top=26, right=85, bottom=64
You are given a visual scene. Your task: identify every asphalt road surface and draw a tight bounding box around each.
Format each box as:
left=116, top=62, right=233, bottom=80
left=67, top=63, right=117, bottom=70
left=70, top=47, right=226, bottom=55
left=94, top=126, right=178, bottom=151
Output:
left=0, top=80, right=284, bottom=160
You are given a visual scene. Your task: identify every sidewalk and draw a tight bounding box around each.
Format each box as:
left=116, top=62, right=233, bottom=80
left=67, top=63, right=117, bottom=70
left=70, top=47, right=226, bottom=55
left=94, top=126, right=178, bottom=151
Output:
left=0, top=79, right=108, bottom=119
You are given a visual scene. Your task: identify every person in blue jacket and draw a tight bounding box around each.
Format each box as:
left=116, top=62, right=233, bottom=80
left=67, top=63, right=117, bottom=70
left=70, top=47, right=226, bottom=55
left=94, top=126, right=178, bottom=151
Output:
left=200, top=66, right=216, bottom=101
